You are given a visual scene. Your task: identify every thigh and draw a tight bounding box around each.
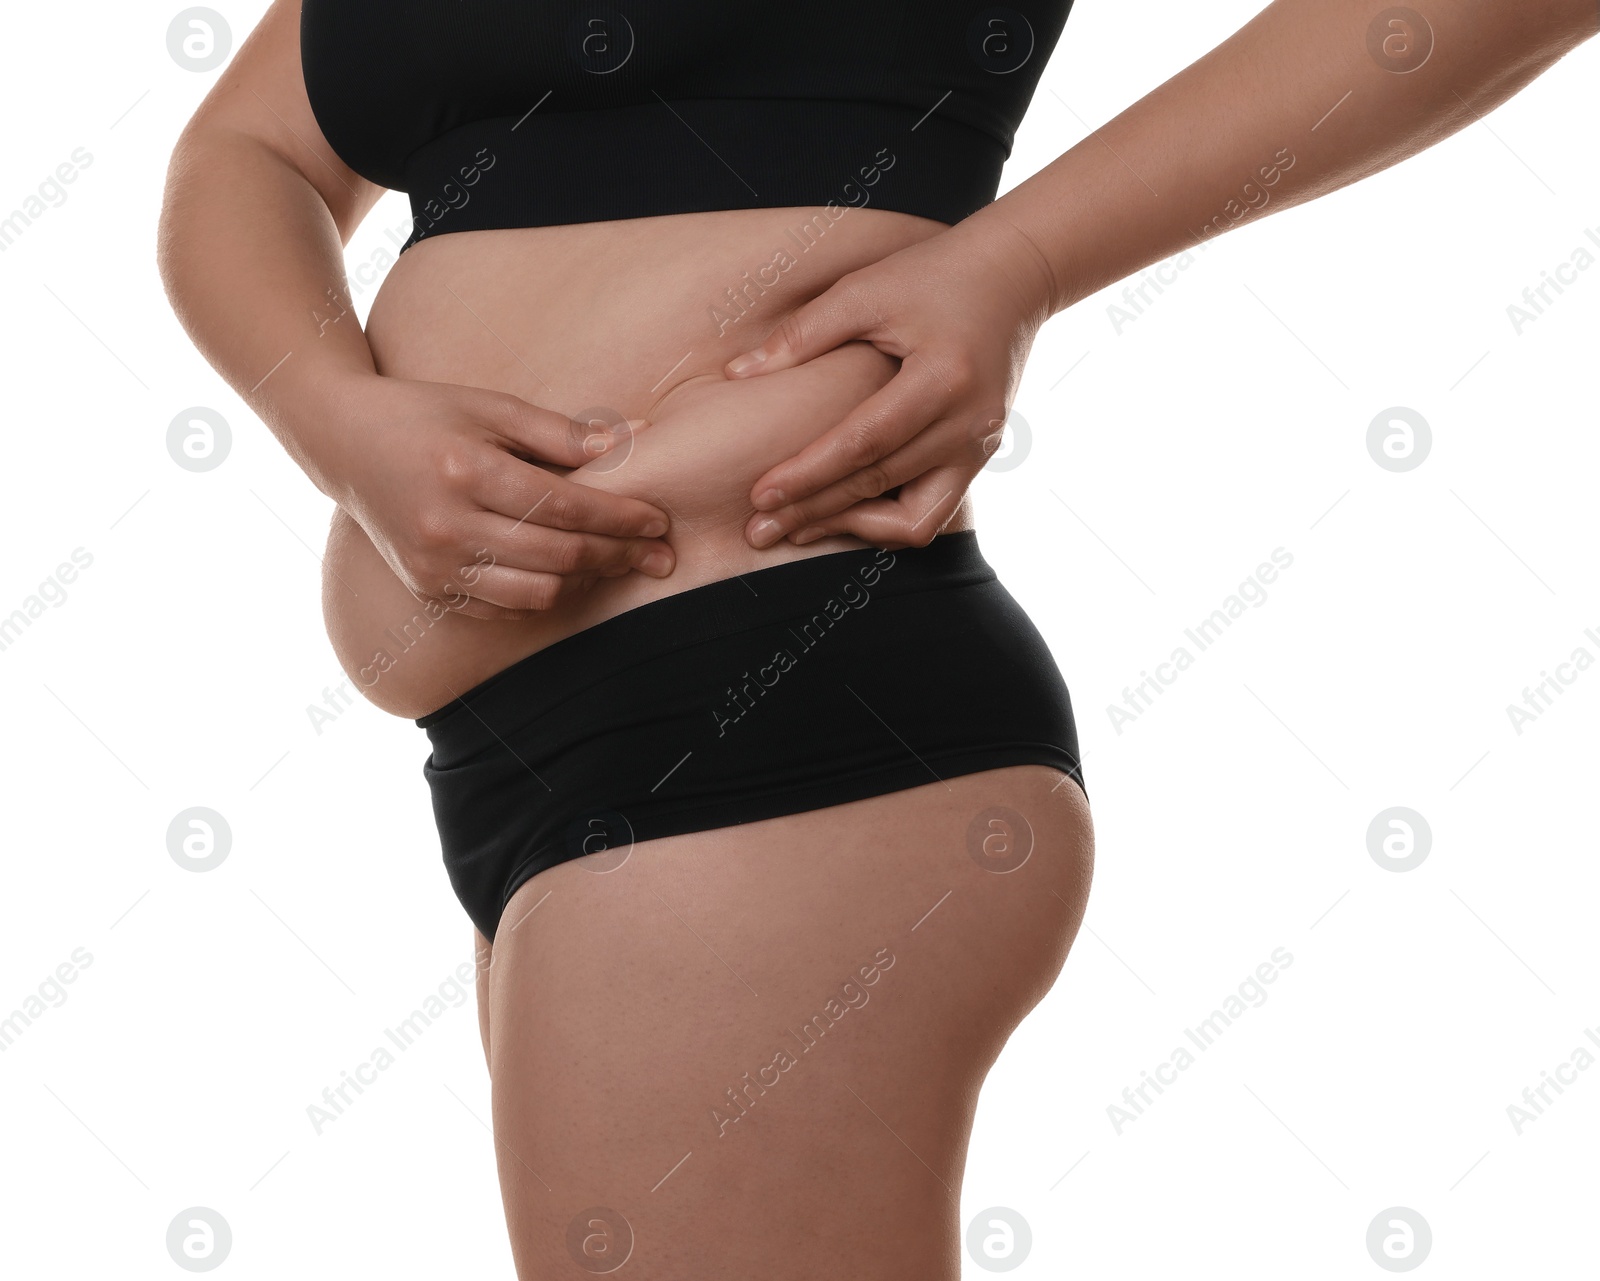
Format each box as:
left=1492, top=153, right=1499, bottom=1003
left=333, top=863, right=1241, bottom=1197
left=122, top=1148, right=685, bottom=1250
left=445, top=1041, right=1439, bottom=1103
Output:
left=480, top=764, right=1093, bottom=1280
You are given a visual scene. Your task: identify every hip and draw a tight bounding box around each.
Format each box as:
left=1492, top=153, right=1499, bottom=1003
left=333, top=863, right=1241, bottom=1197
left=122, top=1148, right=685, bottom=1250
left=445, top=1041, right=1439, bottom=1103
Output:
left=324, top=205, right=961, bottom=718
left=418, top=530, right=1084, bottom=943
left=322, top=339, right=974, bottom=718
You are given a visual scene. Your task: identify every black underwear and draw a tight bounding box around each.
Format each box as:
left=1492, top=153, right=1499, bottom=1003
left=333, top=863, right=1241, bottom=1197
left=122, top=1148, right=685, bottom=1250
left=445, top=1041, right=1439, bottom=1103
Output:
left=417, top=531, right=1084, bottom=943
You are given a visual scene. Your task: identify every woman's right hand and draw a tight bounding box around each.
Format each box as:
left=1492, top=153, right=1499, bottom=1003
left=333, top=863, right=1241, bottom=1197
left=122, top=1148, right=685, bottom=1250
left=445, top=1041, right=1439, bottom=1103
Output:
left=319, top=374, right=676, bottom=621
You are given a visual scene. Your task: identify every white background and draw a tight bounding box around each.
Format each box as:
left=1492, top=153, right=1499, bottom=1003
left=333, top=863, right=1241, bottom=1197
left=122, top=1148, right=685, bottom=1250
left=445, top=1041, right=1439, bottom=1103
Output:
left=2, top=1, right=1597, bottom=1277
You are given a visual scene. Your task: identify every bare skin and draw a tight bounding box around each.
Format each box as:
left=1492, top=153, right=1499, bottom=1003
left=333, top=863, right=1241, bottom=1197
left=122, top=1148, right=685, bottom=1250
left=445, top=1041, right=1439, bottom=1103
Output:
left=727, top=0, right=1600, bottom=546
left=328, top=217, right=982, bottom=717
left=157, top=8, right=1089, bottom=1278
left=474, top=766, right=1092, bottom=1280
left=156, top=1, right=1593, bottom=1274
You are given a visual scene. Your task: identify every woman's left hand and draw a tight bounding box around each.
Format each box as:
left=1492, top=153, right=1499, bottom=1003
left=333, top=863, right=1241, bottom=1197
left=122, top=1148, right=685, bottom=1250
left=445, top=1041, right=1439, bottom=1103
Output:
left=725, top=214, right=1059, bottom=549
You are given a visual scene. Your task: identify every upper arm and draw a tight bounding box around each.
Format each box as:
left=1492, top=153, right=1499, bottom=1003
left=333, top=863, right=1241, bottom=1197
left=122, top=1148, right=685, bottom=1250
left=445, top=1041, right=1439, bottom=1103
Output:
left=174, top=0, right=383, bottom=240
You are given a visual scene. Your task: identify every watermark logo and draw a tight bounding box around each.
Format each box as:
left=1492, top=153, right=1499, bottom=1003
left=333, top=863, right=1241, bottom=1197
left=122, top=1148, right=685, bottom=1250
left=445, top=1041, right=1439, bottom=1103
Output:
left=165, top=1207, right=232, bottom=1272
left=406, top=148, right=497, bottom=247
left=967, top=807, right=1033, bottom=873
left=568, top=809, right=635, bottom=874
left=708, top=149, right=897, bottom=336
left=566, top=1206, right=634, bottom=1273
left=307, top=679, right=358, bottom=736
left=167, top=407, right=231, bottom=472
left=710, top=548, right=897, bottom=738
left=1366, top=9, right=1433, bottom=74
left=167, top=807, right=232, bottom=873
left=966, top=1206, right=1032, bottom=1271
left=1107, top=947, right=1294, bottom=1133
left=1366, top=407, right=1431, bottom=472
left=1365, top=1206, right=1432, bottom=1271
left=1105, top=250, right=1206, bottom=332
left=571, top=406, right=641, bottom=475
left=166, top=9, right=231, bottom=72
left=967, top=9, right=1035, bottom=75
left=1505, top=628, right=1599, bottom=735
left=979, top=408, right=1031, bottom=472
left=0, top=946, right=94, bottom=1054
left=1506, top=1025, right=1600, bottom=1134
left=306, top=961, right=477, bottom=1134
left=0, top=147, right=94, bottom=254
left=1107, top=547, right=1295, bottom=735
left=711, top=947, right=894, bottom=1138
left=567, top=10, right=635, bottom=74
left=1506, top=227, right=1600, bottom=334
left=0, top=546, right=94, bottom=655
left=1365, top=807, right=1431, bottom=873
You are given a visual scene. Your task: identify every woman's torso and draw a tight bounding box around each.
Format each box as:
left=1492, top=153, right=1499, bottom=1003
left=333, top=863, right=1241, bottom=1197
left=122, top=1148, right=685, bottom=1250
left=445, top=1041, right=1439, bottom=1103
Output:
left=323, top=207, right=975, bottom=719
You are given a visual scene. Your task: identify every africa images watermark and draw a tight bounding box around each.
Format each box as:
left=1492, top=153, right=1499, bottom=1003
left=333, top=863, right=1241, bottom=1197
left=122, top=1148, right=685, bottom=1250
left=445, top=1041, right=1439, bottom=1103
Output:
left=712, top=547, right=898, bottom=736
left=1505, top=220, right=1600, bottom=336
left=710, top=945, right=896, bottom=1138
left=348, top=548, right=501, bottom=691
left=306, top=960, right=477, bottom=1134
left=0, top=546, right=94, bottom=655
left=1107, top=547, right=1295, bottom=735
left=0, top=146, right=94, bottom=254
left=306, top=676, right=361, bottom=735
left=1504, top=624, right=1600, bottom=736
left=1505, top=1020, right=1600, bottom=1136
left=1107, top=946, right=1295, bottom=1135
left=708, top=147, right=898, bottom=337
left=0, top=947, right=95, bottom=1054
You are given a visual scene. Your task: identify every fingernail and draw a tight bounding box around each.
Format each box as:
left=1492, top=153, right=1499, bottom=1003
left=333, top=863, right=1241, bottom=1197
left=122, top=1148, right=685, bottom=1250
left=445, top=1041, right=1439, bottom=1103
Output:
left=749, top=517, right=782, bottom=547
left=753, top=487, right=786, bottom=509
left=626, top=418, right=651, bottom=433
left=584, top=433, right=611, bottom=455
left=642, top=518, right=668, bottom=537
left=793, top=526, right=824, bottom=545
left=641, top=550, right=673, bottom=576
left=727, top=352, right=766, bottom=377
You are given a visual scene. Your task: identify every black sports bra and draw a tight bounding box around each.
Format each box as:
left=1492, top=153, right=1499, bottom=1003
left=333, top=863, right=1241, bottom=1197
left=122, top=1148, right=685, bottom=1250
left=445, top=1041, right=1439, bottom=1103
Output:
left=300, top=2, right=1075, bottom=251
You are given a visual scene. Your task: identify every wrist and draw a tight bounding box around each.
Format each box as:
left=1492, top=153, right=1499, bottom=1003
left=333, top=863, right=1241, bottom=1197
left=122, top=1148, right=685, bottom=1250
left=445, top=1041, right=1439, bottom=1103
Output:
left=266, top=367, right=384, bottom=506
left=959, top=205, right=1063, bottom=324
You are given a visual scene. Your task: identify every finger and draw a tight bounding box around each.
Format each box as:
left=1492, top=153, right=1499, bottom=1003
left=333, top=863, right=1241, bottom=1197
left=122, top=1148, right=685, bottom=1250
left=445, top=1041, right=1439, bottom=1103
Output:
left=475, top=463, right=670, bottom=540
left=419, top=592, right=535, bottom=623
left=481, top=388, right=650, bottom=469
left=458, top=510, right=675, bottom=580
left=725, top=276, right=890, bottom=379
left=746, top=407, right=972, bottom=547
left=790, top=466, right=970, bottom=549
left=453, top=566, right=604, bottom=613
left=746, top=365, right=950, bottom=513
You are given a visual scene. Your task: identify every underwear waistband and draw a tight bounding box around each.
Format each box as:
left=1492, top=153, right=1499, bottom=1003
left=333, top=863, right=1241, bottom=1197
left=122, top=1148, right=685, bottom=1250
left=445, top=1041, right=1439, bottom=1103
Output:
left=416, top=530, right=993, bottom=739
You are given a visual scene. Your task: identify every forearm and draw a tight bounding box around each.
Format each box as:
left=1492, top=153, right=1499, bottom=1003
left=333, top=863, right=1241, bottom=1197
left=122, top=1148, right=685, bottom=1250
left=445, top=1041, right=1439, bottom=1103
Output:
left=157, top=128, right=379, bottom=502
left=975, top=0, right=1599, bottom=317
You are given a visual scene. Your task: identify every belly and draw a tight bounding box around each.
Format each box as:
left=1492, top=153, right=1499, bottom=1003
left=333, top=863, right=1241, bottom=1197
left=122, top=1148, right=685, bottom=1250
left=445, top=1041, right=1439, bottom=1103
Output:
left=323, top=206, right=973, bottom=719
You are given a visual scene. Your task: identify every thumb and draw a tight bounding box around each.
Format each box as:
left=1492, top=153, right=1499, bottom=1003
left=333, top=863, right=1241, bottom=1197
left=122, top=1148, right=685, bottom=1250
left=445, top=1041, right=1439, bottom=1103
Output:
left=789, top=467, right=968, bottom=550
left=725, top=276, right=875, bottom=379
